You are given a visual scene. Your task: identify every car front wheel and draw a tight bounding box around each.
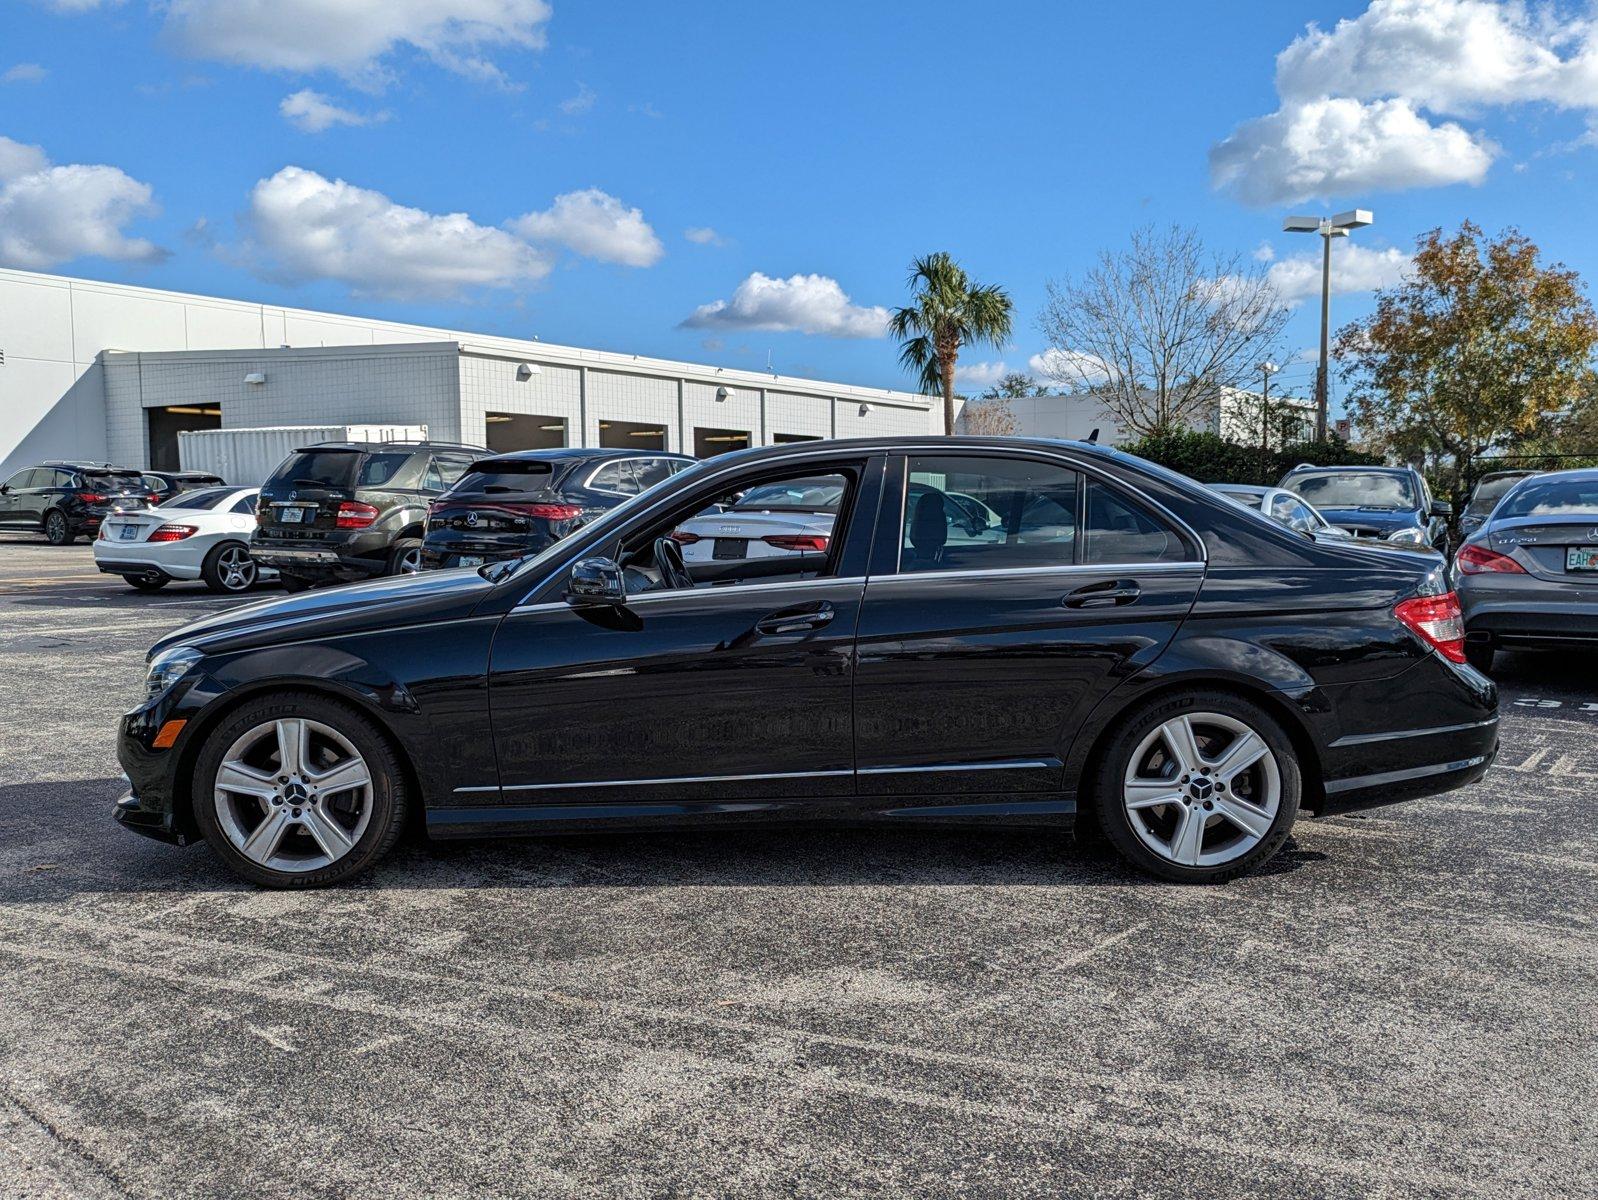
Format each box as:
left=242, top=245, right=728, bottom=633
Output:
left=1093, top=691, right=1300, bottom=883
left=193, top=693, right=408, bottom=888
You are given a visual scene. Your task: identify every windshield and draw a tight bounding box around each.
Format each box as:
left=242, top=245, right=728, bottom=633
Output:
left=159, top=487, right=233, bottom=510
left=1467, top=474, right=1531, bottom=514
left=1287, top=472, right=1414, bottom=509
left=448, top=460, right=554, bottom=496
left=731, top=477, right=844, bottom=513
left=1216, top=489, right=1263, bottom=510
left=1495, top=477, right=1598, bottom=520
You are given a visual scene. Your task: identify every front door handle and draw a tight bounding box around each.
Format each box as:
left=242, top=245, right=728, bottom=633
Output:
left=1062, top=579, right=1141, bottom=609
left=755, top=601, right=835, bottom=636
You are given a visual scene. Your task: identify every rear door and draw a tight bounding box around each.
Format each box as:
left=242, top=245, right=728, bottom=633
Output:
left=852, top=451, right=1205, bottom=801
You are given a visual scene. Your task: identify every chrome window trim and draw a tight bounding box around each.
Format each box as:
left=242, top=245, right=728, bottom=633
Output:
left=866, top=561, right=1204, bottom=586
left=511, top=574, right=867, bottom=614
left=582, top=454, right=687, bottom=497
left=456, top=766, right=854, bottom=794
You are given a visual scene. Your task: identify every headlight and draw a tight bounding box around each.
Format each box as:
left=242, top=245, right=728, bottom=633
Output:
left=1387, top=527, right=1428, bottom=545
left=145, top=645, right=202, bottom=700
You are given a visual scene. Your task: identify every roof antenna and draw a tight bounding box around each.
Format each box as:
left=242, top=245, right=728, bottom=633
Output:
left=1086, top=427, right=1099, bottom=444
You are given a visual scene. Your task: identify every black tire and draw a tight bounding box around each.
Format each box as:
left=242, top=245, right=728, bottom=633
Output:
left=192, top=691, right=408, bottom=889
left=1092, top=690, right=1301, bottom=884
left=386, top=537, right=423, bottom=576
left=1464, top=639, right=1496, bottom=675
left=43, top=509, right=74, bottom=545
left=126, top=571, right=170, bottom=592
left=202, top=540, right=258, bottom=594
left=278, top=571, right=315, bottom=593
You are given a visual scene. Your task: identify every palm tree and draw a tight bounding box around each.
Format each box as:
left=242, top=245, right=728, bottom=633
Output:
left=889, top=252, right=1014, bottom=435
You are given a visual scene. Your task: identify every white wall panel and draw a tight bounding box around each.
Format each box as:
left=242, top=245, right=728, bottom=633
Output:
left=0, top=274, right=75, bottom=363
left=70, top=286, right=190, bottom=358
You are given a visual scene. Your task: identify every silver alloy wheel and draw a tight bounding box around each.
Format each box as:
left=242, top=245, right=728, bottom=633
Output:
left=396, top=547, right=422, bottom=574
left=212, top=717, right=374, bottom=873
left=217, top=544, right=256, bottom=591
left=1122, top=711, right=1281, bottom=869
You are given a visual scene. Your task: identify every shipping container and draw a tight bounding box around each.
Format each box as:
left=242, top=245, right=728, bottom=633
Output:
left=177, top=425, right=430, bottom=485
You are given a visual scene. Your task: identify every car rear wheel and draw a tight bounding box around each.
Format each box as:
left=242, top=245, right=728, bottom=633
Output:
left=43, top=509, right=73, bottom=545
left=126, top=570, right=169, bottom=591
left=193, top=693, right=408, bottom=888
left=386, top=538, right=423, bottom=576
left=202, top=541, right=258, bottom=594
left=1093, top=691, right=1300, bottom=883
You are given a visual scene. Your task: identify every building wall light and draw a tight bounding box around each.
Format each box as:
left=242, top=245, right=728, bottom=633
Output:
left=243, top=372, right=266, bottom=386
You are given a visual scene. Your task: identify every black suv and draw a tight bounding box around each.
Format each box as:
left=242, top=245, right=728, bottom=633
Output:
left=251, top=440, right=485, bottom=591
left=143, top=470, right=228, bottom=507
left=0, top=461, right=150, bottom=544
left=421, top=448, right=694, bottom=570
left=1277, top=464, right=1451, bottom=551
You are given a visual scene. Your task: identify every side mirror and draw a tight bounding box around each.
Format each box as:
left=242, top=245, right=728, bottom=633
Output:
left=0, top=485, right=9, bottom=495
left=1431, top=500, right=1454, bottom=517
left=566, top=557, right=627, bottom=607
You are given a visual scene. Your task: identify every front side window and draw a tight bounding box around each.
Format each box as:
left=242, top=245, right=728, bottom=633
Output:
left=2, top=471, right=28, bottom=490
left=900, top=455, right=1079, bottom=573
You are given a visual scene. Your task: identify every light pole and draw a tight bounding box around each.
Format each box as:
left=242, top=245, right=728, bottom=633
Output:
left=1260, top=360, right=1279, bottom=482
left=1283, top=209, right=1372, bottom=442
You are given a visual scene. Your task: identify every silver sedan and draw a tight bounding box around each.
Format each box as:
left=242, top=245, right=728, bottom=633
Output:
left=1454, top=467, right=1598, bottom=673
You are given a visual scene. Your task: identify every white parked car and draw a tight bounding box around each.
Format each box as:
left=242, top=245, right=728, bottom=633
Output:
left=95, top=486, right=275, bottom=594
left=671, top=477, right=844, bottom=567
left=1211, top=484, right=1352, bottom=541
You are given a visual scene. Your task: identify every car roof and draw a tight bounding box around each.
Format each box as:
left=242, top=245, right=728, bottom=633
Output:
left=478, top=447, right=692, bottom=463
left=1281, top=463, right=1410, bottom=476
left=1213, top=484, right=1271, bottom=496
left=291, top=440, right=489, bottom=454
left=1503, top=466, right=1598, bottom=484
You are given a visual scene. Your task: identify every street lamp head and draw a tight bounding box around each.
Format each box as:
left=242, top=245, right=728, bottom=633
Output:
left=1262, top=361, right=1280, bottom=375
left=1331, top=209, right=1374, bottom=230
left=1282, top=216, right=1322, bottom=233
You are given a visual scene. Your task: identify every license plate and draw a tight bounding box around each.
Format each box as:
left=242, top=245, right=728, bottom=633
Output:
left=713, top=538, right=748, bottom=560
left=1567, top=546, right=1598, bottom=571
left=118, top=524, right=138, bottom=541
left=279, top=506, right=305, bottom=524
left=457, top=555, right=484, bottom=568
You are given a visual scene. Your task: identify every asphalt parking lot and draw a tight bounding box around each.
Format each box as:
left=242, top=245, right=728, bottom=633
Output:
left=1, top=536, right=1595, bottom=1199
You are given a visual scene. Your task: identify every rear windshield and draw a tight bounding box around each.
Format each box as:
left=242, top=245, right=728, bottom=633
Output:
left=1495, top=477, right=1598, bottom=520
left=83, top=471, right=145, bottom=491
left=1285, top=472, right=1414, bottom=509
left=731, top=477, right=845, bottom=513
left=269, top=450, right=359, bottom=489
left=448, top=459, right=555, bottom=495
left=1467, top=474, right=1530, bottom=514
left=160, top=487, right=233, bottom=510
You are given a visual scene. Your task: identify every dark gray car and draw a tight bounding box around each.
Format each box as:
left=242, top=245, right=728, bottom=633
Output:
left=1454, top=467, right=1598, bottom=673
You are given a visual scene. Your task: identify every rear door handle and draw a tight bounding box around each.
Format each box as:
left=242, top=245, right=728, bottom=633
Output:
left=755, top=601, right=835, bottom=636
left=1062, top=579, right=1141, bottom=608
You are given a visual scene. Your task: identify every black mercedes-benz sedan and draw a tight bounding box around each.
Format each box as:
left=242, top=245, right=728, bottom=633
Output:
left=116, top=437, right=1498, bottom=888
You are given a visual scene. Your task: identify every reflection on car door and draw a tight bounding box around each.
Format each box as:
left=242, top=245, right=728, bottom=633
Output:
left=0, top=470, right=27, bottom=525
left=471, top=455, right=886, bottom=824
left=853, top=452, right=1204, bottom=803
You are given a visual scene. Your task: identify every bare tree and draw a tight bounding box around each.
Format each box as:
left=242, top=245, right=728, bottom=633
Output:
left=1036, top=225, right=1289, bottom=437
left=958, top=397, right=1019, bottom=436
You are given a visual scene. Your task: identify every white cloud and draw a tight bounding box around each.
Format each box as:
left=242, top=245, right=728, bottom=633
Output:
left=279, top=89, right=386, bottom=132
left=1212, top=96, right=1495, bottom=205
left=684, top=226, right=725, bottom=246
left=0, top=135, right=164, bottom=269
left=1212, top=0, right=1598, bottom=205
left=1252, top=241, right=1276, bottom=262
left=954, top=360, right=1010, bottom=390
left=245, top=165, right=550, bottom=298
left=510, top=188, right=663, bottom=267
left=2, top=63, right=49, bottom=84
left=558, top=83, right=596, bottom=115
left=162, top=0, right=552, bottom=85
left=1266, top=242, right=1412, bottom=304
left=1029, top=348, right=1110, bottom=389
left=684, top=272, right=889, bottom=338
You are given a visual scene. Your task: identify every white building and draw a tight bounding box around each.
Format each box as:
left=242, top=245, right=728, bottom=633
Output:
left=958, top=387, right=1316, bottom=447
left=0, top=268, right=934, bottom=478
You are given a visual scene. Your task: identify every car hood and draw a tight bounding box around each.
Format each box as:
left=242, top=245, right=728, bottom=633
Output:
left=1315, top=506, right=1423, bottom=533
left=150, top=567, right=494, bottom=658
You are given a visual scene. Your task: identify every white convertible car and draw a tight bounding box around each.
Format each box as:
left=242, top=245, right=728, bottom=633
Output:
left=94, top=486, right=276, bottom=594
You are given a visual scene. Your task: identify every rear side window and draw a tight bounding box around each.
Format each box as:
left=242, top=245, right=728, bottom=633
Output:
left=230, top=493, right=258, bottom=514
left=1083, top=481, right=1186, bottom=563
left=900, top=455, right=1080, bottom=573
left=590, top=460, right=640, bottom=495
left=633, top=458, right=676, bottom=491
left=356, top=452, right=416, bottom=487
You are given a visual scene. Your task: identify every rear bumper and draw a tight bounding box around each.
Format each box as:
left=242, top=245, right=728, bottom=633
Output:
left=1317, top=731, right=1497, bottom=815
left=250, top=531, right=390, bottom=579
left=94, top=548, right=201, bottom=580
left=421, top=529, right=554, bottom=569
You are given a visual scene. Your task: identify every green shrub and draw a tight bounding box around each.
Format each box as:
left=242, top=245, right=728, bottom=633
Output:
left=1118, top=430, right=1381, bottom=486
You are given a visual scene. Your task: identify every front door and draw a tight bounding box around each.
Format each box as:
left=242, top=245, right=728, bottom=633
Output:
left=476, top=455, right=884, bottom=822
left=0, top=470, right=26, bottom=526
left=852, top=451, right=1204, bottom=803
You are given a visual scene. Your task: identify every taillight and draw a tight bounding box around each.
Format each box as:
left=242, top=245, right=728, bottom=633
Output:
left=148, top=493, right=162, bottom=504
left=79, top=492, right=107, bottom=504
left=1394, top=591, right=1467, bottom=663
left=148, top=524, right=198, bottom=543
left=1455, top=543, right=1527, bottom=575
left=97, top=524, right=109, bottom=540
left=670, top=531, right=702, bottom=544
left=763, top=534, right=830, bottom=552
left=522, top=503, right=583, bottom=521
left=335, top=501, right=380, bottom=529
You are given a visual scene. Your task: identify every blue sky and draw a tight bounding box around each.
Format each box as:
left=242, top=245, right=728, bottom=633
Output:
left=4, top=1, right=1597, bottom=411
